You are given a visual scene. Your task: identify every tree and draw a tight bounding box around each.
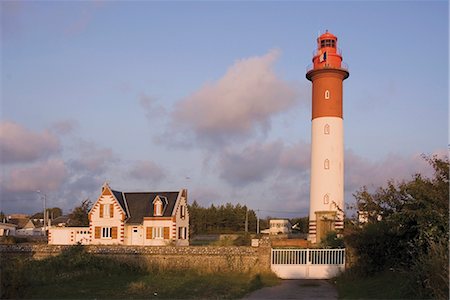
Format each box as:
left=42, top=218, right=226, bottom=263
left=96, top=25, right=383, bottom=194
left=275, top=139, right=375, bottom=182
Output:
left=68, top=199, right=92, bottom=226
left=345, top=155, right=449, bottom=298
left=188, top=201, right=259, bottom=235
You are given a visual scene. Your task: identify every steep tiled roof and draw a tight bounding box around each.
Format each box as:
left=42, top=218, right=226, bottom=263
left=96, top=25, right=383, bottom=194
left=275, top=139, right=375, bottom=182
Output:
left=123, top=192, right=179, bottom=224
left=111, top=190, right=127, bottom=215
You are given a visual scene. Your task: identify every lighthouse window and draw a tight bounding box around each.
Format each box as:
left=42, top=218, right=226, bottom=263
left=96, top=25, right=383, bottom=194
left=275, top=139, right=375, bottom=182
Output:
left=324, top=159, right=330, bottom=170
left=324, top=124, right=330, bottom=135
left=323, top=194, right=330, bottom=204
left=324, top=90, right=330, bottom=99
left=320, top=39, right=335, bottom=48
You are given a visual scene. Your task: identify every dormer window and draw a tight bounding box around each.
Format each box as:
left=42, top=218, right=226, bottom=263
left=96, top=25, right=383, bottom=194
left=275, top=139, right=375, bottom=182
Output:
left=153, top=196, right=167, bottom=217
left=154, top=200, right=162, bottom=216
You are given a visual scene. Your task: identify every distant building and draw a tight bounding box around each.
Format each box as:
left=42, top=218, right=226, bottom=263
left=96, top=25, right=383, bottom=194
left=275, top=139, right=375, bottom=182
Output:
left=357, top=211, right=382, bottom=225
left=0, top=223, right=17, bottom=236
left=269, top=219, right=292, bottom=235
left=49, top=215, right=71, bottom=227
left=8, top=217, right=45, bottom=236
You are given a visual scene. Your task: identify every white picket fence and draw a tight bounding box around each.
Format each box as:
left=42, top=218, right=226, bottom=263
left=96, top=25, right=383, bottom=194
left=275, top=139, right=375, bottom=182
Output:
left=271, top=248, right=345, bottom=279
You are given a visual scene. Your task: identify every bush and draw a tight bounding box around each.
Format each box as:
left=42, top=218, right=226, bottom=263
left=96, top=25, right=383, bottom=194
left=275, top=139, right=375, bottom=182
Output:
left=344, top=221, right=409, bottom=275
left=0, top=236, right=28, bottom=244
left=320, top=231, right=344, bottom=249
left=407, top=237, right=449, bottom=300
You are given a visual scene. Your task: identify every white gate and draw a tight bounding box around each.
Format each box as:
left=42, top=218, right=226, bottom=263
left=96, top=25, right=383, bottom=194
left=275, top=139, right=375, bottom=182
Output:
left=271, top=248, right=345, bottom=279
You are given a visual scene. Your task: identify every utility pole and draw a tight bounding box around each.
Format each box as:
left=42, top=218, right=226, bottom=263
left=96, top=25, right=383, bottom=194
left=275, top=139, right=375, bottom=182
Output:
left=37, top=190, right=47, bottom=237
left=256, top=209, right=260, bottom=234
left=245, top=208, right=248, bottom=233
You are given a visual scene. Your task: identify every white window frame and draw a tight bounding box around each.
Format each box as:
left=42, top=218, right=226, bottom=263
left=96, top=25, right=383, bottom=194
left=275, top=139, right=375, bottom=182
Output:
left=178, top=227, right=185, bottom=239
left=180, top=205, right=185, bottom=219
left=323, top=194, right=330, bottom=204
left=152, top=227, right=163, bottom=239
left=102, top=227, right=112, bottom=239
left=103, top=204, right=110, bottom=218
left=154, top=201, right=162, bottom=216
left=324, top=124, right=330, bottom=135
left=324, top=90, right=330, bottom=100
left=324, top=159, right=330, bottom=170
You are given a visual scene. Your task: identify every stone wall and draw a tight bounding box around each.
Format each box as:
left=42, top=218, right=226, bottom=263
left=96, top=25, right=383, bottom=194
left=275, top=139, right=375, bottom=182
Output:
left=0, top=244, right=271, bottom=273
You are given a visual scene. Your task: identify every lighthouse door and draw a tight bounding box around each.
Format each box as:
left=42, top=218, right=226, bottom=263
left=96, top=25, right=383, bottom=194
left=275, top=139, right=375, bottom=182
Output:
left=315, top=211, right=336, bottom=243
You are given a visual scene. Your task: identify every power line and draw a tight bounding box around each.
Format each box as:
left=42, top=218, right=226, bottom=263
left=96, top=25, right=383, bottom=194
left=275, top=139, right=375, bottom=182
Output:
left=255, top=209, right=306, bottom=214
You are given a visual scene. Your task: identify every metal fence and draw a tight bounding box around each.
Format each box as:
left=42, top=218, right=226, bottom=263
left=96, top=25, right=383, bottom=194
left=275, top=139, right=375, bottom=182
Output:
left=271, top=248, right=345, bottom=265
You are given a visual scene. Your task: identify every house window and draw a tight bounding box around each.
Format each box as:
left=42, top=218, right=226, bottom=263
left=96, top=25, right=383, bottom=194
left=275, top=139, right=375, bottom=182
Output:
left=102, top=227, right=112, bottom=238
left=324, top=159, right=330, bottom=170
left=323, top=194, right=329, bottom=204
left=180, top=205, right=185, bottom=219
left=154, top=201, right=162, bottom=216
left=103, top=204, right=110, bottom=218
left=178, top=227, right=188, bottom=239
left=324, top=124, right=330, bottom=135
left=152, top=227, right=163, bottom=239
left=324, top=90, right=330, bottom=100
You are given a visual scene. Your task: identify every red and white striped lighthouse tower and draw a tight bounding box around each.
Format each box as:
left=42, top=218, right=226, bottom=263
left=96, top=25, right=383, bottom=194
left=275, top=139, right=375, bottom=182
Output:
left=306, top=31, right=349, bottom=243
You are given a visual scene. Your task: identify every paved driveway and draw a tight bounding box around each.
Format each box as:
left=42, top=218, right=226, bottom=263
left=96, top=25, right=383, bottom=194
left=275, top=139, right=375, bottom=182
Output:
left=243, top=279, right=338, bottom=300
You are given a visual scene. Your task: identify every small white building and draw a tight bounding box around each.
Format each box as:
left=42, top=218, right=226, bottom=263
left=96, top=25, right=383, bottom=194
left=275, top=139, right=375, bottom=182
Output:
left=49, top=227, right=90, bottom=244
left=0, top=223, right=17, bottom=236
left=358, top=211, right=382, bottom=225
left=269, top=219, right=292, bottom=235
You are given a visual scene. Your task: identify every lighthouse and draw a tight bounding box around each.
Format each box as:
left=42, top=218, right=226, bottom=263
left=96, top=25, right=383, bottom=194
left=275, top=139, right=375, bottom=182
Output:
left=306, top=31, right=349, bottom=244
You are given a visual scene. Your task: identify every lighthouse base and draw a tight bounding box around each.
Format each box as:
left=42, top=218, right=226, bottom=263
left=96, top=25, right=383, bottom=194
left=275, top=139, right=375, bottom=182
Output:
left=308, top=211, right=338, bottom=244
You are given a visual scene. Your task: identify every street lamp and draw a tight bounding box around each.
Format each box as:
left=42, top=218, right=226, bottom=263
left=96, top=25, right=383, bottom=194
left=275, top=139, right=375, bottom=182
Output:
left=36, top=190, right=47, bottom=237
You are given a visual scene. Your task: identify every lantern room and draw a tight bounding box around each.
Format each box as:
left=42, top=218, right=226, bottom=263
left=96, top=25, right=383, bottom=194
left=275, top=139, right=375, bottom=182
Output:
left=311, top=30, right=344, bottom=71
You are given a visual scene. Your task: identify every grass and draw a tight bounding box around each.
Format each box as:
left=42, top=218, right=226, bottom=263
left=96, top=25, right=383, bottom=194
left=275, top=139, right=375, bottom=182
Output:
left=1, top=245, right=279, bottom=299
left=335, top=269, right=416, bottom=299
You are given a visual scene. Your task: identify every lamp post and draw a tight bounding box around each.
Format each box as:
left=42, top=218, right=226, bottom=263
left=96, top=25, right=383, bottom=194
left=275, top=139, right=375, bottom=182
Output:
left=256, top=209, right=260, bottom=235
left=37, top=190, right=47, bottom=236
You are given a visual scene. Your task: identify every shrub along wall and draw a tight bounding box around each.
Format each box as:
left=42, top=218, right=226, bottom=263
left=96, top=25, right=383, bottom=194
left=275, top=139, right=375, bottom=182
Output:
left=0, top=244, right=271, bottom=273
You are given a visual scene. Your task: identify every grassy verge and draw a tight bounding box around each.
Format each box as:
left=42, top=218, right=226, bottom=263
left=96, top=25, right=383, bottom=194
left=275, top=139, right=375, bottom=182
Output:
left=1, top=245, right=279, bottom=299
left=335, top=269, right=416, bottom=299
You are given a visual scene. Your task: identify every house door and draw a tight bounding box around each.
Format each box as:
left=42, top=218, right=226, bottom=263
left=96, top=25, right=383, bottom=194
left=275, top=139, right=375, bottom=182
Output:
left=131, top=227, right=140, bottom=245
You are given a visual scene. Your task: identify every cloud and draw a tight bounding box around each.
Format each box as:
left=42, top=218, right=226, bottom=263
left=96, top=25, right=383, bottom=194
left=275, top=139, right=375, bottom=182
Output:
left=51, top=120, right=77, bottom=135
left=171, top=50, right=300, bottom=147
left=2, top=159, right=68, bottom=193
left=139, top=93, right=167, bottom=119
left=344, top=150, right=437, bottom=194
left=217, top=140, right=311, bottom=187
left=0, top=121, right=61, bottom=164
left=68, top=140, right=116, bottom=174
left=279, top=141, right=311, bottom=176
left=219, top=141, right=283, bottom=187
left=128, top=160, right=167, bottom=182
left=64, top=1, right=105, bottom=36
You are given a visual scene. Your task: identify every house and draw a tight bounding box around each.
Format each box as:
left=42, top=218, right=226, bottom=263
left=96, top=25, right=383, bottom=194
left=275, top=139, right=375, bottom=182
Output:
left=50, top=215, right=71, bottom=227
left=9, top=217, right=45, bottom=236
left=268, top=219, right=292, bottom=235
left=0, top=223, right=17, bottom=236
left=49, top=183, right=189, bottom=246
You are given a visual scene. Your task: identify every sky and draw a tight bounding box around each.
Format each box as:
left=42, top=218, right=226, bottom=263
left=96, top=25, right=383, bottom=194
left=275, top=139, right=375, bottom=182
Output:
left=1, top=1, right=448, bottom=219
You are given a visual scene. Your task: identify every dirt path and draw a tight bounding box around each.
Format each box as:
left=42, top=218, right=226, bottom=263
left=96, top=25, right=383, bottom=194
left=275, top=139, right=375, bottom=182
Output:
left=243, top=279, right=338, bottom=299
